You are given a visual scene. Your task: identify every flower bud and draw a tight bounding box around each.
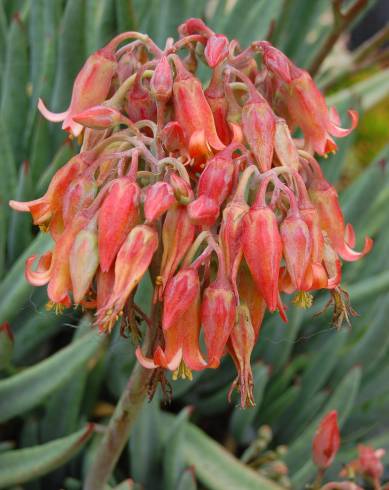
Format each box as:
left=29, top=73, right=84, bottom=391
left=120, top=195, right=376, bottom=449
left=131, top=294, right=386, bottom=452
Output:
left=117, top=51, right=139, bottom=84
left=280, top=211, right=311, bottom=290
left=274, top=118, right=300, bottom=170
left=202, top=279, right=236, bottom=368
left=242, top=99, right=276, bottom=172
left=178, top=18, right=214, bottom=37
left=160, top=121, right=187, bottom=155
left=98, top=178, right=140, bottom=272
left=173, top=57, right=224, bottom=152
left=312, top=410, right=340, bottom=469
left=62, top=176, right=97, bottom=226
left=144, top=182, right=176, bottom=223
left=187, top=195, right=219, bottom=227
left=204, top=34, right=229, bottom=68
left=73, top=105, right=128, bottom=130
left=220, top=200, right=249, bottom=281
left=170, top=174, right=193, bottom=203
left=48, top=214, right=89, bottom=307
left=299, top=206, right=324, bottom=264
left=97, top=225, right=158, bottom=331
left=163, top=268, right=200, bottom=330
left=127, top=71, right=157, bottom=122
left=38, top=46, right=117, bottom=137
left=150, top=56, right=173, bottom=101
left=70, top=223, right=99, bottom=304
left=160, top=206, right=195, bottom=291
left=205, top=93, right=231, bottom=145
left=259, top=41, right=293, bottom=82
left=243, top=206, right=282, bottom=312
left=197, top=155, right=234, bottom=206
left=96, top=266, right=115, bottom=311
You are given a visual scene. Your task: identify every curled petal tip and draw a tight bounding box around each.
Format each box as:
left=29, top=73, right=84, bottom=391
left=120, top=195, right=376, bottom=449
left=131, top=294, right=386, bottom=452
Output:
left=25, top=253, right=52, bottom=286
left=329, top=108, right=358, bottom=138
left=9, top=199, right=29, bottom=212
left=338, top=235, right=373, bottom=262
left=345, top=223, right=356, bottom=248
left=135, top=346, right=158, bottom=369
left=37, top=98, right=68, bottom=123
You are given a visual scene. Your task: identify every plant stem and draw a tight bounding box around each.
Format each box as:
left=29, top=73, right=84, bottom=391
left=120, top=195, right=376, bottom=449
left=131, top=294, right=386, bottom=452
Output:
left=84, top=317, right=157, bottom=490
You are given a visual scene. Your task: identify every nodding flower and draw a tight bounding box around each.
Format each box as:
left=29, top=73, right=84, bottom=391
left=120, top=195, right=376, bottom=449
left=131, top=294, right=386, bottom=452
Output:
left=259, top=41, right=358, bottom=156
left=38, top=44, right=117, bottom=137
left=97, top=225, right=158, bottom=332
left=98, top=177, right=140, bottom=273
left=171, top=55, right=225, bottom=157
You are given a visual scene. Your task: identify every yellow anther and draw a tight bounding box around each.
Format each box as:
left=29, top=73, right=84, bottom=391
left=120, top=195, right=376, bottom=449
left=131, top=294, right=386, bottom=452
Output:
left=77, top=130, right=84, bottom=145
left=155, top=275, right=163, bottom=286
left=172, top=361, right=193, bottom=381
left=292, top=291, right=313, bottom=309
left=45, top=301, right=65, bottom=315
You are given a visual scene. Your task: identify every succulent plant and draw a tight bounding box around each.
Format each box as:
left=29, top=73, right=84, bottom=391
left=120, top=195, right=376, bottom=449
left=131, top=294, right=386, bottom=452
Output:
left=1, top=1, right=389, bottom=490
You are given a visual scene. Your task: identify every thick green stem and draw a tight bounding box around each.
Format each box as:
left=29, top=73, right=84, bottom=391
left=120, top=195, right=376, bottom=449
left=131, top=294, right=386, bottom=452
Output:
left=84, top=327, right=155, bottom=490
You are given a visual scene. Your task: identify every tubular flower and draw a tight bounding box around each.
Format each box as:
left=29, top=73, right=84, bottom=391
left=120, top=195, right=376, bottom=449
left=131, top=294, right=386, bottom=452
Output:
left=10, top=20, right=371, bottom=404
left=258, top=41, right=358, bottom=156
left=38, top=44, right=117, bottom=137
left=98, top=177, right=140, bottom=272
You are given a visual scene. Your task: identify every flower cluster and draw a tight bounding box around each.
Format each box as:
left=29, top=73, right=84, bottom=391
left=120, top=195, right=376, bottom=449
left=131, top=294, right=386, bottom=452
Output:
left=10, top=19, right=372, bottom=406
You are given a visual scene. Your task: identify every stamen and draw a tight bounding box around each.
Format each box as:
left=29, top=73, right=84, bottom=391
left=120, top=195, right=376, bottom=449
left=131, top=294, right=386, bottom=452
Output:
left=172, top=360, right=193, bottom=381
left=293, top=291, right=314, bottom=309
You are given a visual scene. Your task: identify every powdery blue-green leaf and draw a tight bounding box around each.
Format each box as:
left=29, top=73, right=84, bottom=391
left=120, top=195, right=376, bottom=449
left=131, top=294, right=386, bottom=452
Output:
left=0, top=425, right=94, bottom=488
left=176, top=467, right=197, bottom=490
left=129, top=394, right=163, bottom=488
left=0, top=1, right=29, bottom=163
left=115, top=0, right=136, bottom=33
left=163, top=406, right=192, bottom=490
left=7, top=161, right=33, bottom=262
left=0, top=327, right=105, bottom=422
left=0, top=232, right=52, bottom=324
left=85, top=0, right=117, bottom=54
left=179, top=418, right=284, bottom=490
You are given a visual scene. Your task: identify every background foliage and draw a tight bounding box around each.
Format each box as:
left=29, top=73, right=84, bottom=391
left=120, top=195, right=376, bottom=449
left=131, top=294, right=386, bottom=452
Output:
left=0, top=1, right=389, bottom=489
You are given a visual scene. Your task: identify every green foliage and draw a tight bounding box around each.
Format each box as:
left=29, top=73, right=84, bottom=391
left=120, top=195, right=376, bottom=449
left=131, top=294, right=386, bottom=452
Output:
left=0, top=1, right=388, bottom=489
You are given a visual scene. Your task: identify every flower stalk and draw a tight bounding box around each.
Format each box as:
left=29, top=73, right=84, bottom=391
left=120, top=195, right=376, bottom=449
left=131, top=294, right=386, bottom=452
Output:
left=84, top=309, right=158, bottom=490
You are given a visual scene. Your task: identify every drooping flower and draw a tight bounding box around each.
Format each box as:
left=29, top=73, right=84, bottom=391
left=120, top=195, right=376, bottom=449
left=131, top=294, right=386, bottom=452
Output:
left=98, top=177, right=140, bottom=272
left=97, top=225, right=158, bottom=332
left=38, top=44, right=117, bottom=137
